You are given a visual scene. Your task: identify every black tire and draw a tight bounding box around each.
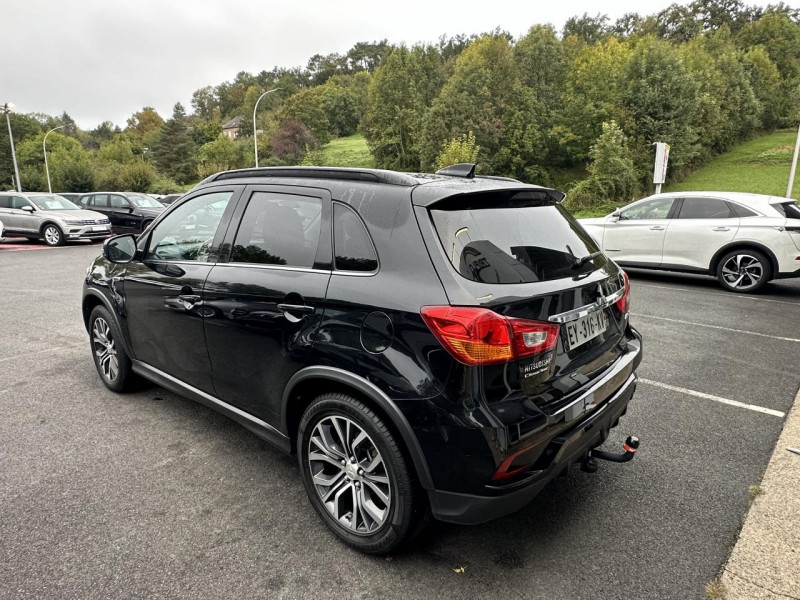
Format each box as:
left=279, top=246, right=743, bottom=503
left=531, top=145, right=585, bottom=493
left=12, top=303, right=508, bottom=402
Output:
left=89, top=305, right=136, bottom=392
left=298, top=393, right=427, bottom=554
left=716, top=249, right=771, bottom=293
left=41, top=223, right=65, bottom=246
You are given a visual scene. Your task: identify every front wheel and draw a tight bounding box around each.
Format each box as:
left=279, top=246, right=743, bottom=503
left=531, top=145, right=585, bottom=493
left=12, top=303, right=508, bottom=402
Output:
left=89, top=305, right=136, bottom=392
left=42, top=224, right=65, bottom=246
left=716, top=249, right=771, bottom=293
left=298, top=393, right=428, bottom=554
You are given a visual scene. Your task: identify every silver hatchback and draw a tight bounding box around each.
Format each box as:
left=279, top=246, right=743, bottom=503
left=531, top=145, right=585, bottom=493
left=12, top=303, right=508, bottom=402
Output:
left=0, top=192, right=111, bottom=246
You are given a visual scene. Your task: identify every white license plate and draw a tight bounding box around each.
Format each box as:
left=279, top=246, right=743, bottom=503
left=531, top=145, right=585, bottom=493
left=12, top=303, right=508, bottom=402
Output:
left=564, top=310, right=609, bottom=351
left=92, top=226, right=107, bottom=231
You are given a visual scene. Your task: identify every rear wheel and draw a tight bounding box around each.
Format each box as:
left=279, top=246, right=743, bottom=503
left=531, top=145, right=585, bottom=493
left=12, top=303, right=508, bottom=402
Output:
left=716, top=249, right=771, bottom=293
left=89, top=305, right=135, bottom=392
left=42, top=224, right=65, bottom=246
left=298, top=393, right=427, bottom=554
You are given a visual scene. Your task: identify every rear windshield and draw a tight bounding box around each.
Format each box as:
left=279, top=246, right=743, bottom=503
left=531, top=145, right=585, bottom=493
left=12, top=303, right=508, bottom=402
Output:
left=430, top=193, right=602, bottom=284
left=773, top=201, right=800, bottom=219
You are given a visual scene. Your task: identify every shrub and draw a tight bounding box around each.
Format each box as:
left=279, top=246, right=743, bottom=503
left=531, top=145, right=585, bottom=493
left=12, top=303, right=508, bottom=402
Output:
left=435, top=132, right=480, bottom=171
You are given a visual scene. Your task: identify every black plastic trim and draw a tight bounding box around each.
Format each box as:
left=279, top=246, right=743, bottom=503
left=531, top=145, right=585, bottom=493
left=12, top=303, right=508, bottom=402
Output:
left=281, top=365, right=435, bottom=490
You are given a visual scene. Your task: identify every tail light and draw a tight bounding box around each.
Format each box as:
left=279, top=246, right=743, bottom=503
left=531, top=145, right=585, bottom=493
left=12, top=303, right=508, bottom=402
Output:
left=420, top=306, right=559, bottom=366
left=616, top=270, right=630, bottom=314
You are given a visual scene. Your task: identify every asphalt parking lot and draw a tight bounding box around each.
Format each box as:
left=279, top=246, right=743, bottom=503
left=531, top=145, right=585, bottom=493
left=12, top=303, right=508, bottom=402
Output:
left=1, top=241, right=798, bottom=600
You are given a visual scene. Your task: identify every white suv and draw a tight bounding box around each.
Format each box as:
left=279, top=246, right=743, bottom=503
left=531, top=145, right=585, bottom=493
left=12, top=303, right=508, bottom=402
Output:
left=579, top=192, right=800, bottom=292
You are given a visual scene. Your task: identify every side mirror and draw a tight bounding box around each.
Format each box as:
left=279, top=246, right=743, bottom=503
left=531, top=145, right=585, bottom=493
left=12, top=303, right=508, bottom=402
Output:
left=21, top=205, right=34, bottom=213
left=103, top=234, right=137, bottom=263
left=609, top=211, right=621, bottom=223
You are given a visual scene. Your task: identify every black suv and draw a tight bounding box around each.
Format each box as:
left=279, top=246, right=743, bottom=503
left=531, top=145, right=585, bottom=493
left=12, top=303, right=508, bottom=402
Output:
left=78, top=192, right=165, bottom=234
left=83, top=166, right=642, bottom=553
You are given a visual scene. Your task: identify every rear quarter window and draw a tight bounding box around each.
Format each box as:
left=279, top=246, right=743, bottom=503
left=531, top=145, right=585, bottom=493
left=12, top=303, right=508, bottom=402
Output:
left=430, top=192, right=601, bottom=284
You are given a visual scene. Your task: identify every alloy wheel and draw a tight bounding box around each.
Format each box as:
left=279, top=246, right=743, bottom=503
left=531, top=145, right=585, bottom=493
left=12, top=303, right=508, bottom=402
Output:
left=308, top=415, right=391, bottom=535
left=44, top=226, right=61, bottom=245
left=720, top=254, right=763, bottom=290
left=92, top=317, right=119, bottom=382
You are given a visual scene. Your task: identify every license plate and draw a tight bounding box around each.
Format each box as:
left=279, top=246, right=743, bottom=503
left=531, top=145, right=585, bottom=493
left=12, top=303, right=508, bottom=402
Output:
left=92, top=226, right=107, bottom=231
left=563, top=310, right=608, bottom=351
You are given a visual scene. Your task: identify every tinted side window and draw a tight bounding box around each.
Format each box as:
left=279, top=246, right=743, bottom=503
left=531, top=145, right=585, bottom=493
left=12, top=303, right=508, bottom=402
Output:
left=678, top=198, right=734, bottom=219
left=333, top=203, right=378, bottom=272
left=12, top=197, right=29, bottom=209
left=231, top=192, right=322, bottom=268
left=619, top=198, right=674, bottom=220
left=730, top=203, right=758, bottom=218
left=0, top=195, right=11, bottom=209
left=94, top=194, right=109, bottom=208
left=110, top=195, right=127, bottom=209
left=145, top=191, right=232, bottom=262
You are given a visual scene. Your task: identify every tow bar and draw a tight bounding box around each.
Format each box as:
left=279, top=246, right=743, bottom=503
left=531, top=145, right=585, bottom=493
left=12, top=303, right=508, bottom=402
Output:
left=580, top=436, right=639, bottom=473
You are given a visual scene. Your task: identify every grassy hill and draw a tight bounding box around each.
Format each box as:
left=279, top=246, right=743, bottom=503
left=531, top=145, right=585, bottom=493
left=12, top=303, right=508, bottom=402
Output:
left=667, top=130, right=800, bottom=199
left=314, top=133, right=375, bottom=168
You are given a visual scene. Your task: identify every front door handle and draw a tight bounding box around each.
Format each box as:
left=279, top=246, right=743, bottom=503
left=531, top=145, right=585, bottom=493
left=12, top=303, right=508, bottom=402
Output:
left=649, top=225, right=665, bottom=231
left=712, top=227, right=730, bottom=231
left=179, top=294, right=201, bottom=303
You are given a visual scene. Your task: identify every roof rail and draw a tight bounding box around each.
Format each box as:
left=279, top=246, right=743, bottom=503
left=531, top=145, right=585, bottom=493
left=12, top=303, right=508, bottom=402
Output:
left=201, top=167, right=419, bottom=187
left=435, top=163, right=476, bottom=179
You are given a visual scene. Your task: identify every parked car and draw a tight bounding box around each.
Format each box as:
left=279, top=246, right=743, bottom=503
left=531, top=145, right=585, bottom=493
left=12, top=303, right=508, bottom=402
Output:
left=0, top=192, right=111, bottom=246
left=579, top=192, right=800, bottom=293
left=56, top=193, right=82, bottom=205
left=77, top=192, right=165, bottom=234
left=83, top=165, right=642, bottom=553
left=159, top=193, right=183, bottom=205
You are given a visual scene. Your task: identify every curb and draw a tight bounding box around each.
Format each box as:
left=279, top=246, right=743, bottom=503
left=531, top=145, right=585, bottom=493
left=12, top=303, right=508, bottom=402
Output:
left=719, top=386, right=800, bottom=599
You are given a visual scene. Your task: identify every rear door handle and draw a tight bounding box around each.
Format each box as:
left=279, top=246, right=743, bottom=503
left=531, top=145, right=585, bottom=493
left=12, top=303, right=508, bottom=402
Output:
left=649, top=226, right=665, bottom=231
left=277, top=303, right=314, bottom=314
left=277, top=303, right=314, bottom=323
left=712, top=227, right=730, bottom=231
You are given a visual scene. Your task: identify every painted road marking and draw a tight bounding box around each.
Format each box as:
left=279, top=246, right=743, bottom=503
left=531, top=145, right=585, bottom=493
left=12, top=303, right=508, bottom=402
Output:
left=640, top=378, right=786, bottom=418
left=632, top=313, right=800, bottom=343
left=635, top=282, right=800, bottom=307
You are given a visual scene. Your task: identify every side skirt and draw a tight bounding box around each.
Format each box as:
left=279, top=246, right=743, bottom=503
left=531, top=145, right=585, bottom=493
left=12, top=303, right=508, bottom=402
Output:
left=131, top=360, right=291, bottom=453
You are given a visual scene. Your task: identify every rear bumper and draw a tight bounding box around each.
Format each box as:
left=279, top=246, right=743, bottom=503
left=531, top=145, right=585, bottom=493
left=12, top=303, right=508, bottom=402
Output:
left=428, top=333, right=641, bottom=525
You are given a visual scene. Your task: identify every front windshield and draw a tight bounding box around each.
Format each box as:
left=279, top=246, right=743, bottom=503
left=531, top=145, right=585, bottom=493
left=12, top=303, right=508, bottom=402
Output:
left=127, top=194, right=164, bottom=208
left=30, top=195, right=80, bottom=210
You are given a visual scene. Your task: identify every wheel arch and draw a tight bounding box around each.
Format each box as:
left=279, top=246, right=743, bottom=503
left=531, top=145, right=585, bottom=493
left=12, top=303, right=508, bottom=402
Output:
left=282, top=366, right=434, bottom=490
left=39, top=220, right=64, bottom=236
left=82, top=289, right=134, bottom=357
left=709, top=241, right=778, bottom=277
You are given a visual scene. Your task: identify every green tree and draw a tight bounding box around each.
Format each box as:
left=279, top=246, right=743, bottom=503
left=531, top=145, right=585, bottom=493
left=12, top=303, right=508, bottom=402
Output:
left=622, top=37, right=700, bottom=181
left=319, top=82, right=360, bottom=137
left=120, top=161, right=158, bottom=192
left=152, top=103, right=198, bottom=184
left=743, top=45, right=783, bottom=129
left=98, top=136, right=136, bottom=164
left=277, top=88, right=331, bottom=144
left=567, top=121, right=639, bottom=209
left=197, top=134, right=248, bottom=179
left=191, top=86, right=219, bottom=121
left=435, top=132, right=480, bottom=170
left=0, top=112, right=43, bottom=188
left=421, top=35, right=544, bottom=179
left=190, top=120, right=224, bottom=146
left=363, top=44, right=444, bottom=170
left=563, top=13, right=610, bottom=44
left=52, top=157, right=96, bottom=193
left=125, top=107, right=164, bottom=148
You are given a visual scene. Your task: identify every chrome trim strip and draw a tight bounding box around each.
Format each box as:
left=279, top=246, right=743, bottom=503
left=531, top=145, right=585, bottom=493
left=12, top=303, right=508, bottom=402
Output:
left=547, top=286, right=625, bottom=324
left=210, top=262, right=333, bottom=274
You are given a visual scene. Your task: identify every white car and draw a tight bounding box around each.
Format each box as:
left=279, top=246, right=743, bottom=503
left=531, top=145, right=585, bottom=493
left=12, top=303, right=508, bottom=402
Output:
left=579, top=192, right=800, bottom=292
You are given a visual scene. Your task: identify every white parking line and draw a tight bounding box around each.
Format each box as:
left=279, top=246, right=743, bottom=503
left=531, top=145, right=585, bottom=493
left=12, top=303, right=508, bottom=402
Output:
left=635, top=283, right=800, bottom=307
left=640, top=378, right=786, bottom=418
left=632, top=313, right=800, bottom=343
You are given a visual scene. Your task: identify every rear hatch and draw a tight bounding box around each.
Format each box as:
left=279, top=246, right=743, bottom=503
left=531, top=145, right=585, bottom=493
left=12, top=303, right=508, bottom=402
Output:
left=415, top=186, right=631, bottom=415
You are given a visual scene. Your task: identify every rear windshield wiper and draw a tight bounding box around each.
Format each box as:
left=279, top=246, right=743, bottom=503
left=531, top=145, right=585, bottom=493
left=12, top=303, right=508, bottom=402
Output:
left=571, top=251, right=604, bottom=270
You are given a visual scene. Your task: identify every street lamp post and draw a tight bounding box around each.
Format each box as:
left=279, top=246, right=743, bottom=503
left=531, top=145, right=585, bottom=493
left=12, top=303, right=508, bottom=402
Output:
left=253, top=88, right=281, bottom=168
left=3, top=102, right=22, bottom=192
left=43, top=125, right=65, bottom=193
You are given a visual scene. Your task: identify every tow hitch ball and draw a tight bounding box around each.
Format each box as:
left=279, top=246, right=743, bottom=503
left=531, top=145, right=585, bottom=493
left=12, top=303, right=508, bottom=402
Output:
left=581, top=436, right=639, bottom=473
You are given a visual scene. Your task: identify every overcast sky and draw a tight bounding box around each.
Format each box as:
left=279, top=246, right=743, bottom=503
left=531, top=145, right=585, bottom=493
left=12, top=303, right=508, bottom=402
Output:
left=2, top=0, right=794, bottom=129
